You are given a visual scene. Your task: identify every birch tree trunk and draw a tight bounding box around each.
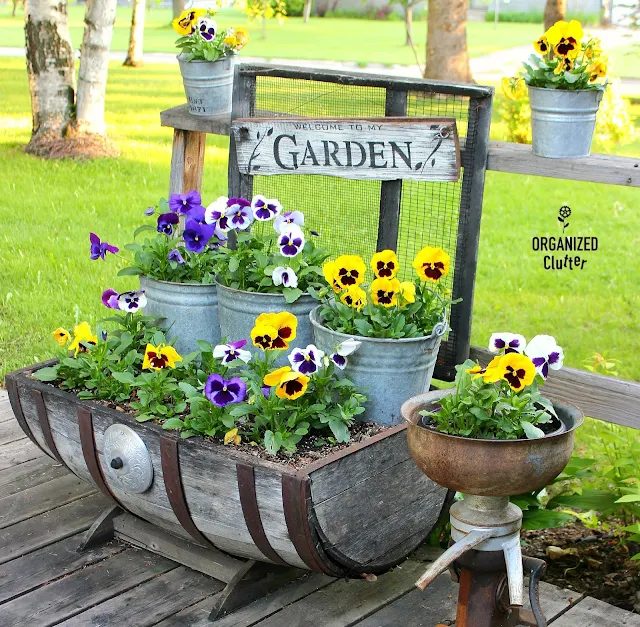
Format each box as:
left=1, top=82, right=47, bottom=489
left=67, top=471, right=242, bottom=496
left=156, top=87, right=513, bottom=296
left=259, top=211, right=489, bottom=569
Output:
left=424, top=0, right=472, bottom=82
left=74, top=0, right=117, bottom=136
left=303, top=0, right=312, bottom=22
left=544, top=0, right=566, bottom=31
left=24, top=0, right=75, bottom=151
left=172, top=0, right=184, bottom=19
left=404, top=2, right=413, bottom=46
left=124, top=0, right=146, bottom=67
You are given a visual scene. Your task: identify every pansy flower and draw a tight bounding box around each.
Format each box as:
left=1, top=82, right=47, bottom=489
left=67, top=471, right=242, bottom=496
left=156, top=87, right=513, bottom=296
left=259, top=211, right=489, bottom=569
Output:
left=587, top=59, right=606, bottom=82
left=168, top=249, right=186, bottom=264
left=251, top=323, right=279, bottom=351
left=213, top=339, right=252, bottom=364
left=205, top=374, right=247, bottom=407
left=169, top=189, right=203, bottom=215
left=288, top=344, right=325, bottom=376
left=68, top=322, right=98, bottom=356
left=466, top=364, right=486, bottom=378
left=412, top=246, right=450, bottom=282
left=224, top=428, right=241, bottom=446
left=157, top=212, right=180, bottom=236
left=101, top=288, right=119, bottom=309
left=398, top=281, right=416, bottom=305
left=252, top=195, right=282, bottom=221
left=533, top=36, right=550, bottom=54
left=329, top=338, right=361, bottom=370
left=117, top=290, right=147, bottom=313
left=545, top=19, right=583, bottom=59
left=483, top=353, right=536, bottom=391
left=171, top=8, right=205, bottom=35
left=272, top=266, right=298, bottom=288
left=525, top=335, right=564, bottom=379
left=263, top=366, right=310, bottom=401
left=252, top=312, right=297, bottom=350
left=142, top=343, right=182, bottom=370
left=90, top=232, right=119, bottom=261
left=224, top=197, right=254, bottom=230
left=197, top=17, right=217, bottom=41
left=371, top=250, right=399, bottom=279
left=340, top=285, right=367, bottom=311
left=501, top=77, right=526, bottom=101
left=333, top=255, right=366, bottom=288
left=183, top=219, right=215, bottom=253
left=488, top=332, right=526, bottom=355
left=233, top=26, right=249, bottom=50
left=52, top=327, right=70, bottom=346
left=322, top=261, right=342, bottom=293
left=204, top=196, right=233, bottom=234
left=274, top=210, right=304, bottom=234
left=144, top=207, right=155, bottom=216
left=370, top=277, right=401, bottom=307
left=278, top=226, right=305, bottom=257
left=554, top=56, right=574, bottom=74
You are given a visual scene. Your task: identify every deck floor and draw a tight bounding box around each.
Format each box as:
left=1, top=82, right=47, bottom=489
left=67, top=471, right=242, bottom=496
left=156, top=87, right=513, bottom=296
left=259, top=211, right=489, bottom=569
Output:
left=1, top=391, right=639, bottom=627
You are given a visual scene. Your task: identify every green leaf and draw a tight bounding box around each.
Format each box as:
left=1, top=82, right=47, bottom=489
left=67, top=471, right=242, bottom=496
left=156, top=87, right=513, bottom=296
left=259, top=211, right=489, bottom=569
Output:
left=134, top=224, right=156, bottom=238
left=112, top=371, right=136, bottom=384
left=328, top=419, right=349, bottom=443
left=178, top=382, right=199, bottom=397
left=228, top=256, right=240, bottom=273
left=162, top=417, right=185, bottom=430
left=283, top=287, right=303, bottom=304
left=117, top=266, right=144, bottom=277
left=32, top=366, right=60, bottom=381
left=548, top=490, right=619, bottom=512
left=521, top=421, right=545, bottom=439
left=135, top=413, right=154, bottom=422
left=521, top=509, right=574, bottom=530
left=615, top=494, right=640, bottom=504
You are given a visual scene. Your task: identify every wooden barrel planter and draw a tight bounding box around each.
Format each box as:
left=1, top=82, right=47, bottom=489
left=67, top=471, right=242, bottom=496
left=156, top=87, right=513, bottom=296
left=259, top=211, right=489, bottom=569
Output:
left=5, top=362, right=448, bottom=578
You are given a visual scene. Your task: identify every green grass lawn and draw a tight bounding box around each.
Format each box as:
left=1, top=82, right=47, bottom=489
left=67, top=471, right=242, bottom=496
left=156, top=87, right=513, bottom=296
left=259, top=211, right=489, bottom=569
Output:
left=1, top=57, right=640, bottom=385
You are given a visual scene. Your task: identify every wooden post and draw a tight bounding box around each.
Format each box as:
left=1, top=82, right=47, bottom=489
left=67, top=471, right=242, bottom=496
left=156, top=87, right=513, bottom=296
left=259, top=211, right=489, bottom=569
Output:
left=169, top=128, right=206, bottom=195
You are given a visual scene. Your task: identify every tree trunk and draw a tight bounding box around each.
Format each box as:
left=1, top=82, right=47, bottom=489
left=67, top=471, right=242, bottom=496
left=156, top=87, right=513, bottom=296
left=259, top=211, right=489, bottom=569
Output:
left=172, top=0, right=184, bottom=19
left=24, top=0, right=75, bottom=151
left=74, top=0, right=117, bottom=136
left=424, top=0, right=472, bottom=82
left=303, top=0, right=312, bottom=22
left=404, top=2, right=413, bottom=46
left=543, top=0, right=566, bottom=31
left=124, top=0, right=146, bottom=67
left=600, top=0, right=611, bottom=26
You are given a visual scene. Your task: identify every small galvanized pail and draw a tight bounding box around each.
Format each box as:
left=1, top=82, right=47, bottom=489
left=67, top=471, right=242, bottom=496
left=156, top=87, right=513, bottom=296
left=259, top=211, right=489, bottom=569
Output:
left=529, top=86, right=603, bottom=159
left=139, top=276, right=221, bottom=355
left=216, top=282, right=316, bottom=360
left=177, top=54, right=234, bottom=117
left=310, top=307, right=447, bottom=427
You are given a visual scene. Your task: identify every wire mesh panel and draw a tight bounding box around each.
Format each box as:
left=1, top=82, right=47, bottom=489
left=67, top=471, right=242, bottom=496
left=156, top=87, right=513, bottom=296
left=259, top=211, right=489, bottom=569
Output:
left=229, top=66, right=494, bottom=380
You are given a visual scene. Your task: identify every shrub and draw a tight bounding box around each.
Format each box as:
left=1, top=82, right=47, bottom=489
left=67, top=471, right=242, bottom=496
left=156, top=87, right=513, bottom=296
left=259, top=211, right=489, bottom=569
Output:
left=285, top=0, right=305, bottom=17
left=485, top=10, right=599, bottom=24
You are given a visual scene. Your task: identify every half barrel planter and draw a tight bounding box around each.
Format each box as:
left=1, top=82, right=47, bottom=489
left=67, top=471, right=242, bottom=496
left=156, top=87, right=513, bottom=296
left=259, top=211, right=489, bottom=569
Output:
left=5, top=362, right=448, bottom=577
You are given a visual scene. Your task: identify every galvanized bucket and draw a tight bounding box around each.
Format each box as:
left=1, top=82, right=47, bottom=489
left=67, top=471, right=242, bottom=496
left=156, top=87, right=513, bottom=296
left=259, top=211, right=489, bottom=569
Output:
left=139, top=276, right=221, bottom=355
left=310, top=307, right=447, bottom=427
left=216, top=281, right=317, bottom=361
left=529, top=86, right=603, bottom=159
left=177, top=54, right=234, bottom=117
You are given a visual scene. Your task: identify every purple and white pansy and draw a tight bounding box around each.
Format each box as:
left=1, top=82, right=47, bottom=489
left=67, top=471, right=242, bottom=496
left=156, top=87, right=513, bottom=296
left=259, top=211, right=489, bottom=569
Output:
left=213, top=340, right=252, bottom=364
left=117, top=290, right=147, bottom=313
left=329, top=338, right=361, bottom=370
left=197, top=17, right=217, bottom=41
left=205, top=374, right=247, bottom=407
left=488, top=332, right=527, bottom=355
left=272, top=266, right=298, bottom=288
left=525, top=335, right=564, bottom=379
left=204, top=197, right=233, bottom=235
left=224, top=197, right=254, bottom=231
left=278, top=225, right=305, bottom=257
left=251, top=195, right=282, bottom=221
left=289, top=344, right=325, bottom=375
left=101, top=288, right=120, bottom=309
left=157, top=212, right=180, bottom=236
left=274, top=210, right=304, bottom=234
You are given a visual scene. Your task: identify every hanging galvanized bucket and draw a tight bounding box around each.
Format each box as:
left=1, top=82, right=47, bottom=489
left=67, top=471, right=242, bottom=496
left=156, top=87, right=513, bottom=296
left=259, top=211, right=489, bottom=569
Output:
left=177, top=54, right=234, bottom=117
left=529, top=86, right=603, bottom=159
left=310, top=307, right=447, bottom=427
left=139, top=276, right=221, bottom=355
left=216, top=281, right=317, bottom=360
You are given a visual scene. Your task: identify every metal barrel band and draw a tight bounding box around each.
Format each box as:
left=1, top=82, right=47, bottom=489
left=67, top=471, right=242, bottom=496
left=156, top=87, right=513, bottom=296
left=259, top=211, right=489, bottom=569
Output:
left=5, top=377, right=51, bottom=458
left=32, top=388, right=67, bottom=467
left=236, top=463, right=290, bottom=567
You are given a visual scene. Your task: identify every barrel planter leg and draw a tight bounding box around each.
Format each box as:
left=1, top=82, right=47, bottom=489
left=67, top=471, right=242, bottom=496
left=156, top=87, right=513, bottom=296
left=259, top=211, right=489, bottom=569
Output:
left=77, top=504, right=121, bottom=551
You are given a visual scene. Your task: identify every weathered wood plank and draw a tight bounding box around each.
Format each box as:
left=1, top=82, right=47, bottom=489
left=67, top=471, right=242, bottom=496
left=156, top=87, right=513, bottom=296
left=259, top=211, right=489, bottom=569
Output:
left=0, top=456, right=66, bottom=498
left=183, top=131, right=206, bottom=193
left=0, top=493, right=110, bottom=564
left=56, top=565, right=220, bottom=627
left=487, top=140, right=640, bottom=188
left=0, top=534, right=126, bottom=604
left=0, top=419, right=24, bottom=445
left=550, top=595, right=640, bottom=627
left=0, top=397, right=13, bottom=423
left=470, top=346, right=640, bottom=430
left=0, top=437, right=44, bottom=471
left=169, top=128, right=186, bottom=195
left=0, top=548, right=177, bottom=627
left=161, top=105, right=232, bottom=136
left=0, top=473, right=96, bottom=529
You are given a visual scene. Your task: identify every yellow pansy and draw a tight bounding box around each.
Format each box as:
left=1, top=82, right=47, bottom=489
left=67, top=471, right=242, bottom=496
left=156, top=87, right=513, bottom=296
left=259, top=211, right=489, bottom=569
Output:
left=68, top=322, right=98, bottom=356
left=370, top=277, right=401, bottom=308
left=587, top=58, right=607, bottom=82
left=585, top=38, right=602, bottom=60
left=333, top=255, right=367, bottom=288
left=482, top=353, right=536, bottom=391
left=398, top=281, right=416, bottom=305
left=172, top=8, right=206, bottom=36
left=340, top=285, right=367, bottom=311
left=143, top=343, right=182, bottom=370
left=224, top=428, right=241, bottom=446
left=466, top=364, right=486, bottom=379
left=322, top=260, right=342, bottom=293
left=370, top=249, right=399, bottom=279
left=545, top=19, right=583, bottom=48
left=52, top=327, right=70, bottom=347
left=234, top=27, right=249, bottom=49
left=554, top=56, right=574, bottom=75
left=264, top=366, right=310, bottom=400
left=251, top=323, right=279, bottom=351
left=253, top=312, right=297, bottom=350
left=533, top=36, right=550, bottom=55
left=412, top=246, right=450, bottom=282
left=502, top=76, right=527, bottom=101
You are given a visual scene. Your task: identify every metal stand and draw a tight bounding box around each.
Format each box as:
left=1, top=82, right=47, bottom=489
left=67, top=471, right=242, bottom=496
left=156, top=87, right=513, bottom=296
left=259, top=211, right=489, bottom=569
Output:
left=78, top=507, right=306, bottom=622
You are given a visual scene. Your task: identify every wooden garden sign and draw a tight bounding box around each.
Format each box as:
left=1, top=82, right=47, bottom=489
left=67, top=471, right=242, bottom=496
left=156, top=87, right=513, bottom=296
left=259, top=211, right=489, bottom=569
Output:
left=231, top=117, right=461, bottom=182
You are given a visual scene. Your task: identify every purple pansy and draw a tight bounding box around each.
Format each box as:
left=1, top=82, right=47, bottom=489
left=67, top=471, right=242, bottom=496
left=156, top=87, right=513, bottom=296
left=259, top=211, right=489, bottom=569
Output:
left=274, top=211, right=304, bottom=234
left=205, top=374, right=247, bottom=407
left=525, top=335, right=564, bottom=379
left=261, top=386, right=271, bottom=399
left=272, top=266, right=298, bottom=288
left=90, top=232, right=119, bottom=261
left=168, top=249, right=186, bottom=264
left=251, top=195, right=282, bottom=221
left=330, top=353, right=347, bottom=369
left=224, top=197, right=254, bottom=231
left=101, top=288, right=119, bottom=309
left=329, top=339, right=361, bottom=370
left=183, top=219, right=215, bottom=253
left=101, top=330, right=108, bottom=341
left=197, top=17, right=217, bottom=41
left=204, top=197, right=233, bottom=236
left=288, top=344, right=325, bottom=375
left=117, top=290, right=147, bottom=313
left=488, top=332, right=527, bottom=355
left=157, top=212, right=180, bottom=235
left=169, top=190, right=203, bottom=215
left=144, top=207, right=155, bottom=216
left=212, top=339, right=252, bottom=364
left=186, top=204, right=207, bottom=224
left=278, top=225, right=305, bottom=257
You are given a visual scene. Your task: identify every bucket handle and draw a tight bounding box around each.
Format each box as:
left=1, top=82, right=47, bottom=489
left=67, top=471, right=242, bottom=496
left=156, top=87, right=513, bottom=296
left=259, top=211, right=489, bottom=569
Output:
left=429, top=290, right=449, bottom=339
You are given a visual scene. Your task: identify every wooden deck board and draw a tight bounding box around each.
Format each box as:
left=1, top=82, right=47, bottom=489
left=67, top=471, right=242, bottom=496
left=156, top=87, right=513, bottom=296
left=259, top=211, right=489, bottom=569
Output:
left=0, top=456, right=67, bottom=497
left=0, top=419, right=26, bottom=446
left=0, top=437, right=45, bottom=471
left=550, top=596, right=640, bottom=627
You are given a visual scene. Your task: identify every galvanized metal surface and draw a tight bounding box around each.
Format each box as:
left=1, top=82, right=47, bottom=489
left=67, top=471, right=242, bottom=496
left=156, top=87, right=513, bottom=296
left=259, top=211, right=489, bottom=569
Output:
left=529, top=87, right=603, bottom=159
left=402, top=391, right=583, bottom=496
left=216, top=282, right=316, bottom=360
left=177, top=54, right=234, bottom=117
left=311, top=307, right=447, bottom=426
left=139, top=276, right=221, bottom=355
left=103, top=423, right=154, bottom=494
